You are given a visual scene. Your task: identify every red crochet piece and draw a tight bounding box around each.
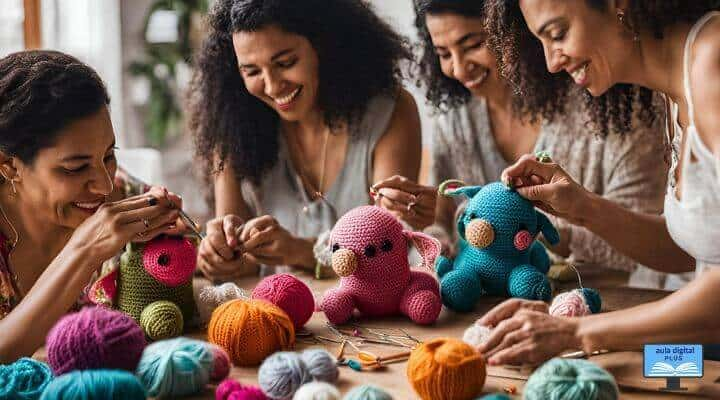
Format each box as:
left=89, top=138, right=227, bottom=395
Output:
left=142, top=236, right=197, bottom=287
left=320, top=206, right=442, bottom=325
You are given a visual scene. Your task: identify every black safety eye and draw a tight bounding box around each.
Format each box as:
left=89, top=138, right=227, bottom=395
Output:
left=158, top=254, right=170, bottom=266
left=519, top=223, right=529, bottom=232
left=380, top=239, right=393, bottom=252
left=364, top=244, right=377, bottom=258
left=468, top=213, right=477, bottom=220
left=331, top=243, right=340, bottom=252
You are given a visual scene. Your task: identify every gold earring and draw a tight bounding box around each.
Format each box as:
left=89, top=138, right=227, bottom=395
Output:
left=9, top=178, right=16, bottom=195
left=617, top=9, right=640, bottom=42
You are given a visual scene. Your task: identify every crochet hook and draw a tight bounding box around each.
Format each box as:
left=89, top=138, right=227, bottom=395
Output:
left=177, top=208, right=205, bottom=240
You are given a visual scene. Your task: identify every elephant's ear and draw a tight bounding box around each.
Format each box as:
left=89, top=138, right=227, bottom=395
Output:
left=536, top=211, right=560, bottom=245
left=403, top=230, right=441, bottom=271
left=439, top=179, right=481, bottom=199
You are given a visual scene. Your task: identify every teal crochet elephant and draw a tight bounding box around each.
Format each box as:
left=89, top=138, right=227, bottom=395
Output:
left=436, top=181, right=559, bottom=311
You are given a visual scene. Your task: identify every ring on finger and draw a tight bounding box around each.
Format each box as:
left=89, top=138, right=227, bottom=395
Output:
left=142, top=218, right=150, bottom=229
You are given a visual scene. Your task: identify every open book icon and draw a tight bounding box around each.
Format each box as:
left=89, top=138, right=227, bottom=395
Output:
left=648, top=362, right=700, bottom=377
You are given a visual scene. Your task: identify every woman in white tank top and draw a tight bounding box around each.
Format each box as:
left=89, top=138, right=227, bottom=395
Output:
left=464, top=2, right=720, bottom=366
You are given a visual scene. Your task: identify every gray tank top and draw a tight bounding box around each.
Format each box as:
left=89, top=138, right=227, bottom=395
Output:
left=242, top=93, right=397, bottom=240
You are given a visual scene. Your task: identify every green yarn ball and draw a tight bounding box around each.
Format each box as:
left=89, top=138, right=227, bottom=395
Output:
left=524, top=358, right=619, bottom=400
left=140, top=300, right=184, bottom=340
left=343, top=385, right=393, bottom=400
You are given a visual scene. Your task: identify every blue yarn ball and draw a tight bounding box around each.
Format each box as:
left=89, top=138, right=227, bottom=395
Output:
left=524, top=358, right=619, bottom=400
left=0, top=358, right=53, bottom=400
left=580, top=288, right=602, bottom=314
left=136, top=337, right=214, bottom=398
left=259, top=352, right=311, bottom=400
left=39, top=370, right=145, bottom=400
left=342, top=385, right=393, bottom=400
left=476, top=394, right=511, bottom=400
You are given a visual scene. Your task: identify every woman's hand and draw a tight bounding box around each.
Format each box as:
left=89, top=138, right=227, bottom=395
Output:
left=240, top=216, right=312, bottom=267
left=476, top=298, right=580, bottom=366
left=67, top=190, right=180, bottom=264
left=197, top=215, right=258, bottom=281
left=371, top=175, right=437, bottom=230
left=501, top=154, right=591, bottom=226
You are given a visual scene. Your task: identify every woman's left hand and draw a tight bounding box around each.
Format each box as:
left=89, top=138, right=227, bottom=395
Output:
left=134, top=186, right=188, bottom=241
left=477, top=298, right=580, bottom=366
left=371, top=175, right=437, bottom=230
left=240, top=215, right=308, bottom=267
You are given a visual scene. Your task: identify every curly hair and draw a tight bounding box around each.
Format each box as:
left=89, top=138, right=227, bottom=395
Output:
left=0, top=50, right=109, bottom=163
left=485, top=1, right=720, bottom=135
left=188, top=0, right=411, bottom=184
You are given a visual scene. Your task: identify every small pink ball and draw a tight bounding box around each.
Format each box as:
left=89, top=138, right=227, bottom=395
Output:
left=251, top=273, right=315, bottom=329
left=549, top=290, right=590, bottom=317
left=513, top=230, right=533, bottom=251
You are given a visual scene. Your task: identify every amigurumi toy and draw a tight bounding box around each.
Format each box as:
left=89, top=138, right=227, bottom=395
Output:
left=320, top=205, right=442, bottom=325
left=436, top=181, right=560, bottom=311
left=90, top=235, right=197, bottom=340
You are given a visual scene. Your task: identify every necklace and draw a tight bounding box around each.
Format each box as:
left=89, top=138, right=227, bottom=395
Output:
left=289, top=126, right=331, bottom=207
left=0, top=198, right=22, bottom=296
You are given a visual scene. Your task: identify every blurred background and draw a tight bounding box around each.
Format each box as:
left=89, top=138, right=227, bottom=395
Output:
left=0, top=0, right=432, bottom=221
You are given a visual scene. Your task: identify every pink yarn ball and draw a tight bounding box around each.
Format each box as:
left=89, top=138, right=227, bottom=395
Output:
left=142, top=236, right=197, bottom=287
left=216, top=379, right=268, bottom=400
left=210, top=344, right=231, bottom=381
left=46, top=306, right=146, bottom=375
left=251, top=273, right=315, bottom=329
left=549, top=290, right=591, bottom=317
left=513, top=230, right=533, bottom=251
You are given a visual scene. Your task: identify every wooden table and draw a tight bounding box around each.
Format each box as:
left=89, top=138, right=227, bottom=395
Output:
left=186, top=268, right=720, bottom=400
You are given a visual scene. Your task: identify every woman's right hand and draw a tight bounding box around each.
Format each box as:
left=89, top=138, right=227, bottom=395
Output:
left=501, top=154, right=591, bottom=226
left=67, top=188, right=180, bottom=264
left=197, top=214, right=259, bottom=281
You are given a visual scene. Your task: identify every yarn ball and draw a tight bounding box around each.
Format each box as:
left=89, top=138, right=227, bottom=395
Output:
left=208, top=299, right=295, bottom=367
left=476, top=395, right=511, bottom=400
left=142, top=235, right=197, bottom=287
left=136, top=337, right=214, bottom=398
left=216, top=379, right=269, bottom=400
left=198, top=282, right=246, bottom=324
left=252, top=274, right=315, bottom=330
left=300, top=349, right=339, bottom=383
left=140, top=300, right=184, bottom=340
left=209, top=344, right=232, bottom=382
left=0, top=357, right=52, bottom=400
left=292, top=382, right=340, bottom=400
left=39, top=369, right=146, bottom=400
left=524, top=358, right=619, bottom=400
left=407, top=338, right=486, bottom=400
left=258, top=352, right=311, bottom=399
left=462, top=323, right=492, bottom=348
left=342, top=385, right=393, bottom=400
left=549, top=288, right=602, bottom=318
left=46, top=306, right=146, bottom=375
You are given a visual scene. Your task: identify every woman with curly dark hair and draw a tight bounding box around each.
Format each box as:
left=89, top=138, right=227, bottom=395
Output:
left=375, top=0, right=667, bottom=280
left=0, top=50, right=185, bottom=362
left=188, top=0, right=422, bottom=280
left=475, top=1, right=720, bottom=366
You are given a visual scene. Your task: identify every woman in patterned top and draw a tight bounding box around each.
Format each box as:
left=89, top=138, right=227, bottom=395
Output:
left=0, top=50, right=185, bottom=362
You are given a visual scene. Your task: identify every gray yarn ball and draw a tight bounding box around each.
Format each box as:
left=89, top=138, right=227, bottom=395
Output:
left=259, top=352, right=312, bottom=400
left=343, top=385, right=393, bottom=400
left=301, top=349, right=339, bottom=383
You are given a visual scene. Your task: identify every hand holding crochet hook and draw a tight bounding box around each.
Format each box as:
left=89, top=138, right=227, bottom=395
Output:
left=371, top=175, right=437, bottom=230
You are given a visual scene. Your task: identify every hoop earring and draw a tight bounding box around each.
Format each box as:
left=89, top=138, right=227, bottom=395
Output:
left=9, top=179, right=17, bottom=195
left=616, top=9, right=640, bottom=42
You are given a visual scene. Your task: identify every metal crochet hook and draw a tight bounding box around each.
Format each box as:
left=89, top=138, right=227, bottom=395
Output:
left=177, top=208, right=205, bottom=240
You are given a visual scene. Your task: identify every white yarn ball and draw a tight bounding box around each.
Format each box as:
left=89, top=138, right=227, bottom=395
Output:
left=462, top=322, right=492, bottom=348
left=293, top=382, right=341, bottom=400
left=197, top=282, right=246, bottom=323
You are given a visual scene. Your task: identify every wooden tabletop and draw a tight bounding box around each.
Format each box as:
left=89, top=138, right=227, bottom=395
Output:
left=185, top=268, right=720, bottom=400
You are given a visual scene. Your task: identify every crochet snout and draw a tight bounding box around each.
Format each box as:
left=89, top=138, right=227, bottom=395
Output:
left=466, top=219, right=494, bottom=249
left=331, top=248, right=357, bottom=277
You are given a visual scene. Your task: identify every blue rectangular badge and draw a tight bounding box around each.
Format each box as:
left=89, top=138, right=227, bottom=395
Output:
left=644, top=344, right=704, bottom=378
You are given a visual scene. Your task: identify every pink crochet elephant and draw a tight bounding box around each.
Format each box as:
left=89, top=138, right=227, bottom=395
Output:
left=320, top=206, right=442, bottom=325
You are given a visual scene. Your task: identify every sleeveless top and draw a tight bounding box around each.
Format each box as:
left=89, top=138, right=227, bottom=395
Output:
left=664, top=11, right=720, bottom=275
left=242, top=93, right=397, bottom=240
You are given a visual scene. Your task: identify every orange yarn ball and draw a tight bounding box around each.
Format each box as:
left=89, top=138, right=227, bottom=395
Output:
left=208, top=299, right=295, bottom=366
left=407, top=338, right=486, bottom=400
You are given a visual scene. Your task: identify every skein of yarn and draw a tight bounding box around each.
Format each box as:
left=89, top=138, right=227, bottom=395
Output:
left=549, top=288, right=602, bottom=318
left=251, top=274, right=315, bottom=330
left=0, top=358, right=53, bottom=400
left=208, top=299, right=295, bottom=366
left=258, top=352, right=311, bottom=400
left=524, top=358, right=619, bottom=400
left=140, top=300, right=185, bottom=340
left=292, top=382, right=340, bottom=400
left=300, top=349, right=339, bottom=383
left=39, top=369, right=146, bottom=400
left=407, top=338, right=486, bottom=400
left=46, top=306, right=146, bottom=375
left=476, top=395, right=511, bottom=400
left=342, top=385, right=393, bottom=400
left=197, top=282, right=246, bottom=324
left=216, top=379, right=269, bottom=400
left=462, top=322, right=492, bottom=348
left=136, top=337, right=214, bottom=398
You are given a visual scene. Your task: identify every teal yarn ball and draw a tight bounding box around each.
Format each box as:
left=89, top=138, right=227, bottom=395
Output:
left=343, top=385, right=393, bottom=400
left=0, top=358, right=53, bottom=400
left=136, top=337, right=214, bottom=398
left=476, top=394, right=511, bottom=400
left=580, top=288, right=602, bottom=314
left=524, top=358, right=619, bottom=400
left=39, top=369, right=145, bottom=400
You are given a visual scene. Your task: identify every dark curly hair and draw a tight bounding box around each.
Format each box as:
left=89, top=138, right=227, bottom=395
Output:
left=485, top=1, right=720, bottom=135
left=0, top=50, right=109, bottom=164
left=188, top=0, right=411, bottom=184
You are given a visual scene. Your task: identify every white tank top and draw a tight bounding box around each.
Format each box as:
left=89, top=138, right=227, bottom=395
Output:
left=664, top=11, right=720, bottom=275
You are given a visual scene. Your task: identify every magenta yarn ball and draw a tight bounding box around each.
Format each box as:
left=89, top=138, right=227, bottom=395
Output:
left=216, top=379, right=268, bottom=400
left=251, top=273, right=315, bottom=329
left=46, top=306, right=146, bottom=375
left=142, top=236, right=197, bottom=287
